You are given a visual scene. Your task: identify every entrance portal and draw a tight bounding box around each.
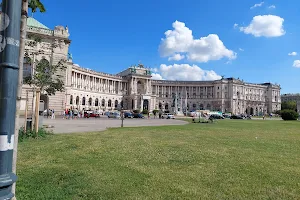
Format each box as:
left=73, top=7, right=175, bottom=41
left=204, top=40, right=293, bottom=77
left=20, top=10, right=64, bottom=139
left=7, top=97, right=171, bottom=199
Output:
left=250, top=107, right=254, bottom=115
left=40, top=94, right=49, bottom=111
left=143, top=99, right=149, bottom=110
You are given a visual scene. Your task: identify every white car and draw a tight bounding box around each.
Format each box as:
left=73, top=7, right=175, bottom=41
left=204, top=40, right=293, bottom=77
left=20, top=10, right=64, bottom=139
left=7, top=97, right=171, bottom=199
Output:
left=108, top=112, right=121, bottom=119
left=161, top=114, right=175, bottom=119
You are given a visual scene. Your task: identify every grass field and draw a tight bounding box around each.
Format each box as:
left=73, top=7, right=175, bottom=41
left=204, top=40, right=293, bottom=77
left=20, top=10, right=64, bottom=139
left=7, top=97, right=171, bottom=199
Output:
left=16, top=120, right=300, bottom=199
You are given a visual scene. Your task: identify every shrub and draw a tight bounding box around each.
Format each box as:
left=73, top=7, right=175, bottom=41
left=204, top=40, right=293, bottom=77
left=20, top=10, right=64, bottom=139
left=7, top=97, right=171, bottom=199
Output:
left=133, top=109, right=140, bottom=114
left=19, top=127, right=53, bottom=142
left=280, top=109, right=299, bottom=121
left=142, top=109, right=148, bottom=114
left=152, top=109, right=159, bottom=115
left=274, top=110, right=281, bottom=115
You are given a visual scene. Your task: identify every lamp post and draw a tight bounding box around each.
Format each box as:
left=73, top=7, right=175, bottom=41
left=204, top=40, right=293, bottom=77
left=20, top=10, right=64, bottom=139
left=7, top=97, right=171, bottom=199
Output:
left=120, top=107, right=124, bottom=128
left=0, top=0, right=22, bottom=199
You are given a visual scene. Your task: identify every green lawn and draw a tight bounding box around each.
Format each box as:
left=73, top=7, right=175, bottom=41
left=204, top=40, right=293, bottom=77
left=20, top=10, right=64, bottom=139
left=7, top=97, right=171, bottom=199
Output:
left=16, top=120, right=300, bottom=199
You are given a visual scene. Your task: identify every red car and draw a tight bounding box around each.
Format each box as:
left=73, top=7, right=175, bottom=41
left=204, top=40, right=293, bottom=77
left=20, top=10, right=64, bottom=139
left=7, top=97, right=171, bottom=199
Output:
left=84, top=111, right=100, bottom=118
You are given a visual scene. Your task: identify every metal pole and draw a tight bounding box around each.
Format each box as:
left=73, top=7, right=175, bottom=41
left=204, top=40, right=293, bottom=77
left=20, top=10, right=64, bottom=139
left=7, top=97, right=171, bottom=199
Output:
left=121, top=109, right=124, bottom=128
left=24, top=91, right=29, bottom=132
left=34, top=90, right=40, bottom=134
left=0, top=0, right=22, bottom=199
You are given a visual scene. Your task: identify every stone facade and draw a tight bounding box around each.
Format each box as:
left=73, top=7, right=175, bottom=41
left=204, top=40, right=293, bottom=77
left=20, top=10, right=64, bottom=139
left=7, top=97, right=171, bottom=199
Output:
left=21, top=19, right=281, bottom=115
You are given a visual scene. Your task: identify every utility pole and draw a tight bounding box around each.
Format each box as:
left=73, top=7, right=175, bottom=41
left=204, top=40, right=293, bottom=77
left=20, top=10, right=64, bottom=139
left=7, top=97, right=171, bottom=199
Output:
left=121, top=108, right=124, bottom=128
left=0, top=0, right=22, bottom=199
left=24, top=91, right=29, bottom=132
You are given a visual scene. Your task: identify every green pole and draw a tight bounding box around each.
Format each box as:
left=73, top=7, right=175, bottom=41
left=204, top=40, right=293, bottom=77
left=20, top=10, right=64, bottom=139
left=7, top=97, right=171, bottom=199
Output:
left=0, top=0, right=22, bottom=199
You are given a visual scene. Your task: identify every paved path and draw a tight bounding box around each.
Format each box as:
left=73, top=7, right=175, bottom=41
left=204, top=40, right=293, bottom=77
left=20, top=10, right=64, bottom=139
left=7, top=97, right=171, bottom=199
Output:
left=20, top=117, right=188, bottom=134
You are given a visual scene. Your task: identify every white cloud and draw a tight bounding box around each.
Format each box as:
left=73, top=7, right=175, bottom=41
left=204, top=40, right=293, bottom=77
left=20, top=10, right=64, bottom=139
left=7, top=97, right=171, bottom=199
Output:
left=151, top=68, right=158, bottom=73
left=168, top=53, right=185, bottom=61
left=233, top=23, right=239, bottom=29
left=239, top=48, right=244, bottom=51
left=288, top=52, right=297, bottom=56
left=153, top=64, right=221, bottom=81
left=250, top=2, right=264, bottom=9
left=159, top=21, right=236, bottom=63
left=268, top=5, right=276, bottom=9
left=293, top=60, right=300, bottom=68
left=151, top=73, right=164, bottom=80
left=239, top=15, right=285, bottom=37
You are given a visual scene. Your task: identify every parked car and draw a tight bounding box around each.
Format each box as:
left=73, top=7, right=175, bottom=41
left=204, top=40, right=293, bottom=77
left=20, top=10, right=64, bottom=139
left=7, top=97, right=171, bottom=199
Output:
left=161, top=113, right=175, bottom=119
left=108, top=112, right=121, bottom=119
left=209, top=114, right=224, bottom=119
left=230, top=115, right=244, bottom=119
left=222, top=114, right=231, bottom=118
left=84, top=111, right=100, bottom=118
left=124, top=112, right=133, bottom=118
left=104, top=111, right=110, bottom=116
left=133, top=113, right=145, bottom=118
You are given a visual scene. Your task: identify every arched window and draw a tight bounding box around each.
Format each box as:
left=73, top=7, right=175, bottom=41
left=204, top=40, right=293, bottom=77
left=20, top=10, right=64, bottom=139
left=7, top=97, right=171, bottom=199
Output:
left=159, top=102, right=162, bottom=109
left=39, top=58, right=50, bottom=73
left=95, top=98, right=99, bottom=106
left=76, top=96, right=79, bottom=105
left=101, top=99, right=105, bottom=107
left=88, top=98, right=92, bottom=106
left=70, top=95, right=73, bottom=105
left=200, top=104, right=204, bottom=110
left=207, top=104, right=211, bottom=110
left=165, top=103, right=169, bottom=110
left=120, top=101, right=123, bottom=108
left=23, top=57, right=32, bottom=79
left=193, top=103, right=196, bottom=108
left=115, top=100, right=118, bottom=108
left=108, top=99, right=112, bottom=107
left=82, top=97, right=86, bottom=105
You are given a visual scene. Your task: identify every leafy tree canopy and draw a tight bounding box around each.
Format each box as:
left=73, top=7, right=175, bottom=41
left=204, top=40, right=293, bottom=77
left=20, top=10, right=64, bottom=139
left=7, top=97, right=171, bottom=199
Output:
left=29, top=0, right=46, bottom=13
left=24, top=59, right=66, bottom=95
left=281, top=101, right=297, bottom=111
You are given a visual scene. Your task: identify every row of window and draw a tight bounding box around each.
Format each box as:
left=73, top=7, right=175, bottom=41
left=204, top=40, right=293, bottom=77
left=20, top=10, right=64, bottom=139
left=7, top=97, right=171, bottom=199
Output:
left=158, top=103, right=212, bottom=110
left=69, top=95, right=123, bottom=107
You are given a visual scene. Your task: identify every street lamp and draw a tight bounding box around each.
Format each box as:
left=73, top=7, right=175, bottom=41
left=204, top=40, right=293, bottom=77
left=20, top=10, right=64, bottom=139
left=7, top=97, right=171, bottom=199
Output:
left=120, top=107, right=124, bottom=128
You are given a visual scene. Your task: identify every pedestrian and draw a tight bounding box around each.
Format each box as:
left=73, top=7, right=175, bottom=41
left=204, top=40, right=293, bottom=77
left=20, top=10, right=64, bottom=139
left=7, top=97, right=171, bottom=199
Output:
left=148, top=112, right=150, bottom=119
left=70, top=109, right=73, bottom=119
left=51, top=109, right=55, bottom=119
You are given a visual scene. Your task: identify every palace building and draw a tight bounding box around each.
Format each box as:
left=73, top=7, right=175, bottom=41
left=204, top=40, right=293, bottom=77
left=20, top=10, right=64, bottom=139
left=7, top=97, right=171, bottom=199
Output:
left=21, top=18, right=281, bottom=115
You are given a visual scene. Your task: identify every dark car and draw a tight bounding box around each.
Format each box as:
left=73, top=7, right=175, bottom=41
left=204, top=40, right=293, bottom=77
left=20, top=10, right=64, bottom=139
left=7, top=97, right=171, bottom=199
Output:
left=124, top=112, right=133, bottom=118
left=230, top=115, right=244, bottom=119
left=133, top=113, right=145, bottom=118
left=209, top=114, right=224, bottom=119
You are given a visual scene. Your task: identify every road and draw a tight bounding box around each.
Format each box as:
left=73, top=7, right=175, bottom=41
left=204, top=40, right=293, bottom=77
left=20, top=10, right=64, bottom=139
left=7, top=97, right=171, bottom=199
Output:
left=19, top=117, right=188, bottom=134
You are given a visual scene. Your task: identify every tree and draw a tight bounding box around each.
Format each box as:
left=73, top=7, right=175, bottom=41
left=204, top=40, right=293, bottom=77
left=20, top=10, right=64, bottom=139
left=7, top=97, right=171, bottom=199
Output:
left=281, top=101, right=297, bottom=111
left=24, top=59, right=65, bottom=95
left=12, top=1, right=45, bottom=198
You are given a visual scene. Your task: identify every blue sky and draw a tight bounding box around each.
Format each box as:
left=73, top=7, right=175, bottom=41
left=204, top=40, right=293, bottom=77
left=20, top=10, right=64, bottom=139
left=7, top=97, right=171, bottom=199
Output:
left=33, top=0, right=300, bottom=93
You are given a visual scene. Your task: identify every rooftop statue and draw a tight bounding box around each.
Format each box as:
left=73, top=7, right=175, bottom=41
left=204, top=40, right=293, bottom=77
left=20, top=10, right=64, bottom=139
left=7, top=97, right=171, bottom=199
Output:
left=68, top=52, right=73, bottom=60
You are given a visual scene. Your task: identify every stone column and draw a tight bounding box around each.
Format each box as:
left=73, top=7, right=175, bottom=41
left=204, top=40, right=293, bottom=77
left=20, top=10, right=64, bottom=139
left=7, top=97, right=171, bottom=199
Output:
left=141, top=96, right=143, bottom=110
left=134, top=97, right=137, bottom=110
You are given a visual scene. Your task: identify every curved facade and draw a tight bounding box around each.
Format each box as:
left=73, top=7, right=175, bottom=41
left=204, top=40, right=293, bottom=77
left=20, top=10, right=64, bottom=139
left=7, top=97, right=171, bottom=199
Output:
left=21, top=18, right=281, bottom=115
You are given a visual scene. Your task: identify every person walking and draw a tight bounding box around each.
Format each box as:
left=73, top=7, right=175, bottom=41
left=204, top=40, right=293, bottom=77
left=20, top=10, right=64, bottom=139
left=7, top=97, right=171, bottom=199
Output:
left=51, top=109, right=55, bottom=119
